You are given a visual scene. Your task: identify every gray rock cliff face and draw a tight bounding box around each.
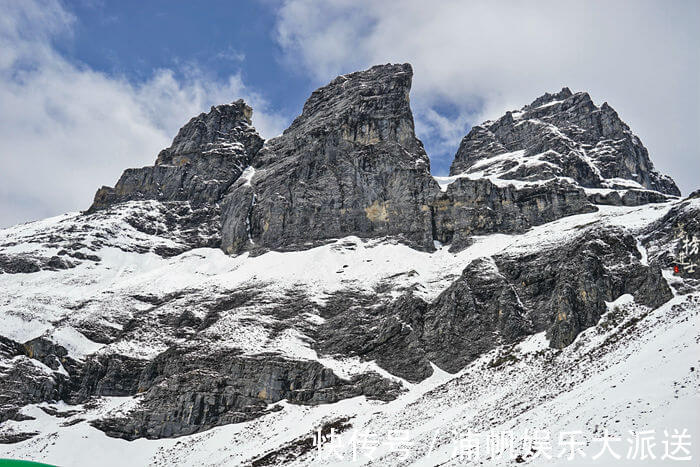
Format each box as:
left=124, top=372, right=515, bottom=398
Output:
left=86, top=100, right=263, bottom=251
left=85, top=65, right=676, bottom=256
left=432, top=178, right=596, bottom=250
left=218, top=65, right=605, bottom=254
left=0, top=336, right=401, bottom=439
left=313, top=227, right=673, bottom=376
left=90, top=346, right=400, bottom=440
left=220, top=64, right=439, bottom=254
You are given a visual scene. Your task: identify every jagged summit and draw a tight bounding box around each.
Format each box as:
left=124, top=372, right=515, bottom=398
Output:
left=87, top=64, right=681, bottom=256
left=90, top=99, right=263, bottom=212
left=155, top=99, right=255, bottom=165
left=525, top=86, right=574, bottom=109
left=220, top=62, right=436, bottom=254
left=449, top=87, right=681, bottom=196
left=286, top=63, right=419, bottom=149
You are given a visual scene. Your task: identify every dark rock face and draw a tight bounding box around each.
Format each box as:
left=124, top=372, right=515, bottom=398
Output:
left=0, top=253, right=76, bottom=274
left=84, top=64, right=680, bottom=256
left=587, top=189, right=672, bottom=206
left=218, top=65, right=604, bottom=254
left=0, top=334, right=401, bottom=440
left=642, top=196, right=700, bottom=279
left=450, top=87, right=680, bottom=196
left=433, top=178, right=596, bottom=250
left=87, top=100, right=263, bottom=251
left=0, top=336, right=71, bottom=422
left=313, top=292, right=434, bottom=383
left=421, top=257, right=531, bottom=372
left=425, top=229, right=671, bottom=372
left=220, top=64, right=439, bottom=254
left=314, top=228, right=673, bottom=375
left=494, top=229, right=672, bottom=349
left=93, top=347, right=400, bottom=440
left=90, top=99, right=263, bottom=210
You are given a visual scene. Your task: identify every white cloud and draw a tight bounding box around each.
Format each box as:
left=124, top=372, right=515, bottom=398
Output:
left=0, top=0, right=286, bottom=228
left=274, top=0, right=699, bottom=189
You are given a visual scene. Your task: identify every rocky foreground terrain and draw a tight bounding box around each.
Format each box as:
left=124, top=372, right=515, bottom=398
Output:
left=0, top=63, right=698, bottom=465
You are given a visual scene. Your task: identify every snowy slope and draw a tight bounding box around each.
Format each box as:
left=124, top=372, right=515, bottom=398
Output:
left=1, top=278, right=697, bottom=466
left=1, top=196, right=698, bottom=465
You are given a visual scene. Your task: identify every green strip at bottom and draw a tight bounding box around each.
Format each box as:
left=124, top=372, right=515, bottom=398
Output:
left=0, top=460, right=57, bottom=467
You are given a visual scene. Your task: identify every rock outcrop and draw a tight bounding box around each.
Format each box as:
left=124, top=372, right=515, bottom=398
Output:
left=90, top=99, right=263, bottom=210
left=218, top=66, right=606, bottom=254
left=86, top=100, right=264, bottom=250
left=313, top=227, right=673, bottom=376
left=91, top=346, right=401, bottom=440
left=642, top=193, right=700, bottom=279
left=431, top=178, right=596, bottom=250
left=0, top=336, right=402, bottom=439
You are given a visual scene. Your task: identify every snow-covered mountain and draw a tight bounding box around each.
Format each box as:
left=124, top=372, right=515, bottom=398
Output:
left=1, top=64, right=698, bottom=466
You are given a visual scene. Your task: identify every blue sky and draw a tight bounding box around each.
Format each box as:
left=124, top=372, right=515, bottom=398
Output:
left=52, top=0, right=471, bottom=173
left=1, top=0, right=698, bottom=227
left=56, top=1, right=310, bottom=119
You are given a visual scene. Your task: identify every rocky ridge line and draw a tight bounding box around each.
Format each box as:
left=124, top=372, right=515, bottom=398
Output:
left=87, top=64, right=680, bottom=257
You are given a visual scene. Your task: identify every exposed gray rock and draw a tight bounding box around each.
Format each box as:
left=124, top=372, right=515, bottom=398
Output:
left=71, top=354, right=148, bottom=402
left=86, top=100, right=263, bottom=252
left=494, top=228, right=672, bottom=349
left=424, top=227, right=673, bottom=370
left=81, top=64, right=683, bottom=257
left=0, top=332, right=401, bottom=440
left=218, top=65, right=602, bottom=255
left=313, top=292, right=434, bottom=383
left=0, top=336, right=70, bottom=422
left=91, top=346, right=401, bottom=440
left=80, top=66, right=683, bottom=257
left=433, top=178, right=597, bottom=250
left=315, top=228, right=673, bottom=375
left=642, top=195, right=700, bottom=279
left=450, top=87, right=680, bottom=196
left=421, top=257, right=532, bottom=372
left=220, top=63, right=439, bottom=254
left=587, top=189, right=672, bottom=206
left=0, top=253, right=75, bottom=274
left=90, top=99, right=263, bottom=210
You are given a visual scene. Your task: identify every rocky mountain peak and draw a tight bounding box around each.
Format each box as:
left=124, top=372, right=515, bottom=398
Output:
left=450, top=87, right=680, bottom=196
left=89, top=98, right=263, bottom=215
left=220, top=63, right=437, bottom=254
left=526, top=86, right=573, bottom=109
left=283, top=62, right=418, bottom=149
left=1, top=62, right=697, bottom=461
left=155, top=99, right=256, bottom=166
